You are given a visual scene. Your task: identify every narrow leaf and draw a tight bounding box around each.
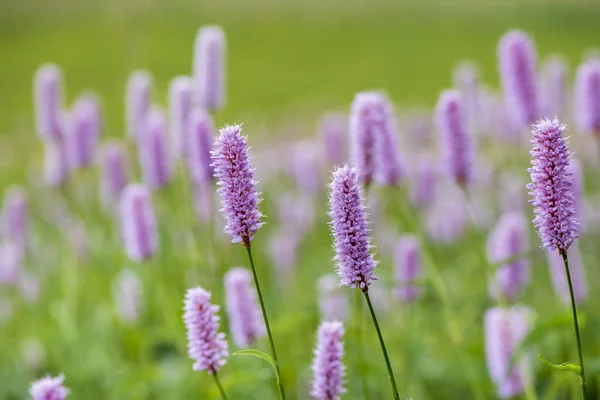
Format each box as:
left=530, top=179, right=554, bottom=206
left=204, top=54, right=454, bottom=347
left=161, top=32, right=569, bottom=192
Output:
left=538, top=354, right=581, bottom=375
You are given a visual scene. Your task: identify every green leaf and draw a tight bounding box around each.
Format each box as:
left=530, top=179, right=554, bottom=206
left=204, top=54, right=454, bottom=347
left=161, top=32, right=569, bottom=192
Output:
left=538, top=354, right=582, bottom=375
left=232, top=349, right=281, bottom=386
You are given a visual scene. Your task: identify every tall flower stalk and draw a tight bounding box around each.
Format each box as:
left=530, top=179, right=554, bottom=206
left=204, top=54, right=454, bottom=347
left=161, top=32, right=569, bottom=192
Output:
left=328, top=165, right=399, bottom=399
left=527, top=118, right=587, bottom=399
left=211, top=124, right=286, bottom=399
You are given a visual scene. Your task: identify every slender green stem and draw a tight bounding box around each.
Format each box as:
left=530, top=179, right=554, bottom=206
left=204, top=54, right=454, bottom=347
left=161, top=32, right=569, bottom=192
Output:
left=353, top=291, right=370, bottom=400
left=245, top=246, right=286, bottom=400
left=213, top=372, right=229, bottom=400
left=559, top=249, right=588, bottom=400
left=363, top=290, right=399, bottom=400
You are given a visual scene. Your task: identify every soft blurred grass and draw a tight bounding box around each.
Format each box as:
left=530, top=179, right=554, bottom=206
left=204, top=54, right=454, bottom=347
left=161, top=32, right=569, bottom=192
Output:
left=1, top=0, right=600, bottom=399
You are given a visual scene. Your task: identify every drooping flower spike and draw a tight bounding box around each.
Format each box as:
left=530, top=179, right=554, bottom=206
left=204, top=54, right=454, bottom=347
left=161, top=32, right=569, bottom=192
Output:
left=527, top=118, right=578, bottom=252
left=183, top=286, right=229, bottom=374
left=311, top=321, right=346, bottom=400
left=211, top=124, right=263, bottom=246
left=193, top=26, right=226, bottom=110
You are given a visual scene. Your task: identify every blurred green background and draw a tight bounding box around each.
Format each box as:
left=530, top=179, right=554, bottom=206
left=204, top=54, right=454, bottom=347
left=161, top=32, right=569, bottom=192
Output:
left=2, top=0, right=600, bottom=399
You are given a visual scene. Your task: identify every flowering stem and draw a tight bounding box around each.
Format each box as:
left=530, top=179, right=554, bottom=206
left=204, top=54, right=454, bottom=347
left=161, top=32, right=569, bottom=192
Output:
left=559, top=249, right=588, bottom=400
left=245, top=245, right=286, bottom=400
left=353, top=291, right=370, bottom=399
left=363, top=289, right=399, bottom=400
left=213, top=372, right=228, bottom=400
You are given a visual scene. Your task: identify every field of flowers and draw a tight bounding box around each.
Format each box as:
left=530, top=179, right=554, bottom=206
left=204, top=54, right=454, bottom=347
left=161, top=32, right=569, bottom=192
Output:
left=1, top=1, right=600, bottom=399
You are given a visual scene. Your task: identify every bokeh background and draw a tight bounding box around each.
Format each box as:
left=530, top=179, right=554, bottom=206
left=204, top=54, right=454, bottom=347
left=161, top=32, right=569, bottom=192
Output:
left=1, top=0, right=600, bottom=399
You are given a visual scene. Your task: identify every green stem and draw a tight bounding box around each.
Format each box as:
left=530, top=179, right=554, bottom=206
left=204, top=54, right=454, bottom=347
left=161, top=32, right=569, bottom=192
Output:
left=213, top=372, right=229, bottom=400
left=245, top=246, right=286, bottom=400
left=559, top=249, right=588, bottom=400
left=363, top=290, right=399, bottom=400
left=353, top=291, right=370, bottom=400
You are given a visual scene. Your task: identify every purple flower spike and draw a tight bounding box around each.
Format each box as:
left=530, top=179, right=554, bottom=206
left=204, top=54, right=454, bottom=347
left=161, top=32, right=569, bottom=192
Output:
left=224, top=267, right=265, bottom=348
left=34, top=64, right=64, bottom=141
left=547, top=243, right=587, bottom=306
left=99, top=141, right=130, bottom=206
left=349, top=92, right=404, bottom=187
left=329, top=165, right=377, bottom=290
left=187, top=109, right=215, bottom=185
left=319, top=112, right=347, bottom=167
left=434, top=90, right=474, bottom=187
left=113, top=269, right=143, bottom=324
left=119, top=183, right=158, bottom=262
left=183, top=286, right=229, bottom=374
left=43, top=140, right=69, bottom=188
left=311, top=321, right=346, bottom=400
left=1, top=187, right=28, bottom=253
left=485, top=306, right=532, bottom=399
left=574, top=61, right=600, bottom=136
left=139, top=108, right=173, bottom=190
left=30, top=374, right=69, bottom=400
left=193, top=26, right=226, bottom=110
left=540, top=55, right=569, bottom=118
left=527, top=118, right=578, bottom=251
left=168, top=76, right=193, bottom=158
left=67, top=95, right=101, bottom=170
left=487, top=212, right=530, bottom=301
left=498, top=30, right=539, bottom=130
left=393, top=236, right=423, bottom=303
left=125, top=70, right=153, bottom=141
left=211, top=124, right=263, bottom=246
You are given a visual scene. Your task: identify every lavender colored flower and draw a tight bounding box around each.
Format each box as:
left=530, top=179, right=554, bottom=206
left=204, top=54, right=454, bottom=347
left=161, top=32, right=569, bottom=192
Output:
left=187, top=109, right=215, bottom=185
left=319, top=112, right=347, bottom=166
left=119, top=183, right=158, bottom=261
left=317, top=274, right=348, bottom=322
left=540, top=55, right=569, bottom=118
left=1, top=187, right=28, bottom=253
left=349, top=92, right=404, bottom=187
left=485, top=306, right=533, bottom=399
left=434, top=90, right=474, bottom=187
left=43, top=139, right=69, bottom=187
left=168, top=76, right=193, bottom=157
left=211, top=124, right=263, bottom=246
left=311, top=321, right=346, bottom=400
left=224, top=267, right=265, bottom=348
left=527, top=118, right=578, bottom=251
left=453, top=60, right=481, bottom=130
left=487, top=212, right=530, bottom=301
left=99, top=141, right=130, bottom=206
left=193, top=26, right=226, bottom=110
left=183, top=286, right=229, bottom=373
left=574, top=61, right=600, bottom=136
left=66, top=95, right=101, bottom=169
left=34, top=64, right=64, bottom=141
left=329, top=165, right=377, bottom=290
left=125, top=70, right=152, bottom=141
left=547, top=243, right=587, bottom=306
left=0, top=241, right=21, bottom=285
left=29, top=374, right=69, bottom=400
left=393, top=236, right=423, bottom=302
left=498, top=30, right=539, bottom=130
left=138, top=107, right=173, bottom=190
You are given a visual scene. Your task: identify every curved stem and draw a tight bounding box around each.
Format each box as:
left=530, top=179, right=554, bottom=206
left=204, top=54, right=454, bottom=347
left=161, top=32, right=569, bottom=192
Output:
left=213, top=372, right=229, bottom=400
left=363, top=290, right=399, bottom=400
left=559, top=249, right=588, bottom=400
left=245, top=246, right=286, bottom=400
